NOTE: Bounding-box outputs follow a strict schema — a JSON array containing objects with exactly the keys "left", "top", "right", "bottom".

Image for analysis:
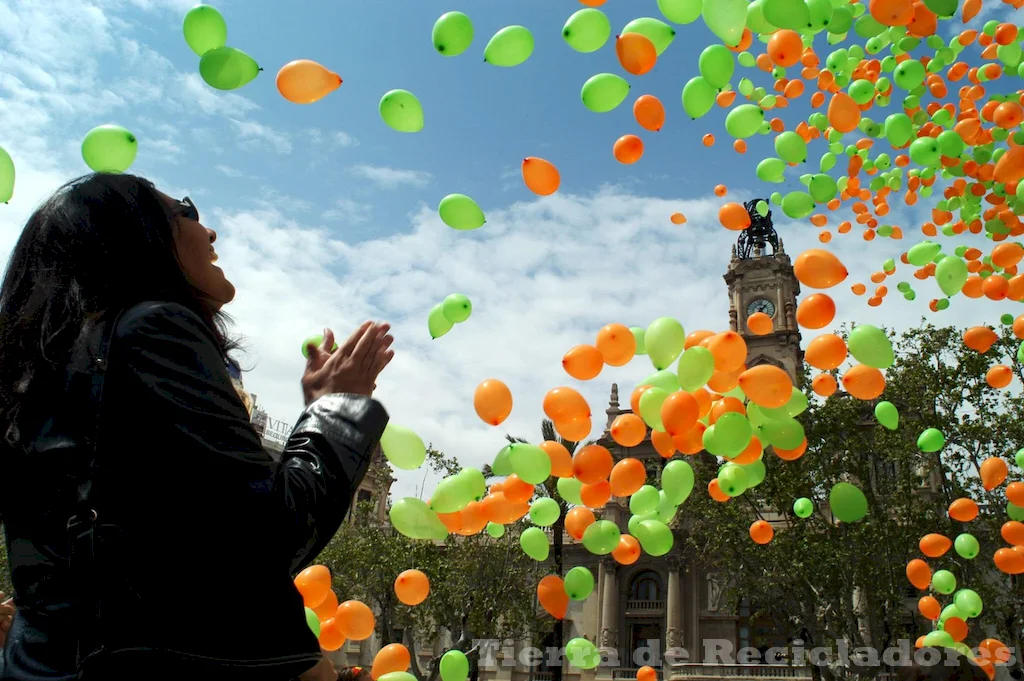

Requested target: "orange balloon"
[
  {"left": 729, "top": 436, "right": 763, "bottom": 465},
  {"left": 637, "top": 667, "right": 657, "bottom": 681},
  {"left": 538, "top": 575, "right": 569, "bottom": 619},
  {"left": 714, "top": 184, "right": 728, "bottom": 197},
  {"left": 522, "top": 157, "right": 561, "bottom": 196},
  {"left": 1014, "top": 315, "right": 1024, "bottom": 339},
  {"left": 708, "top": 478, "right": 730, "bottom": 502},
  {"left": 706, "top": 331, "right": 748, "bottom": 372},
  {"left": 503, "top": 474, "right": 536, "bottom": 503},
  {"left": 372, "top": 644, "right": 412, "bottom": 679},
  {"left": 796, "top": 294, "right": 837, "bottom": 329},
  {"left": 906, "top": 558, "right": 932, "bottom": 589},
  {"left": 719, "top": 202, "right": 752, "bottom": 231},
  {"left": 276, "top": 60, "right": 343, "bottom": 104},
  {"left": 616, "top": 33, "right": 657, "bottom": 75},
  {"left": 610, "top": 458, "right": 647, "bottom": 497},
  {"left": 481, "top": 492, "right": 516, "bottom": 524},
  {"left": 456, "top": 501, "right": 488, "bottom": 535},
  {"left": 709, "top": 397, "right": 745, "bottom": 424},
  {"left": 948, "top": 497, "right": 979, "bottom": 522},
  {"left": 670, "top": 212, "right": 687, "bottom": 224},
  {"left": 543, "top": 387, "right": 590, "bottom": 422},
  {"left": 685, "top": 330, "right": 715, "bottom": 349},
  {"left": 1002, "top": 520, "right": 1024, "bottom": 546},
  {"left": 295, "top": 565, "right": 332, "bottom": 608},
  {"left": 634, "top": 95, "right": 665, "bottom": 132},
  {"left": 943, "top": 616, "right": 968, "bottom": 643},
  {"left": 746, "top": 312, "right": 773, "bottom": 335},
  {"left": 474, "top": 379, "right": 513, "bottom": 426},
  {"left": 994, "top": 546, "right": 1024, "bottom": 574},
  {"left": 563, "top": 344, "right": 604, "bottom": 380},
  {"left": 572, "top": 444, "right": 613, "bottom": 484},
  {"left": 672, "top": 422, "right": 706, "bottom": 455},
  {"left": 690, "top": 388, "right": 712, "bottom": 418},
  {"left": 992, "top": 242, "right": 1024, "bottom": 268},
  {"left": 767, "top": 30, "right": 803, "bottom": 67},
  {"left": 335, "top": 600, "right": 375, "bottom": 641},
  {"left": 579, "top": 0, "right": 606, "bottom": 5},
  {"left": 773, "top": 438, "right": 807, "bottom": 461},
  {"left": 581, "top": 480, "right": 612, "bottom": 507},
  {"left": 750, "top": 519, "right": 774, "bottom": 544},
  {"left": 660, "top": 390, "right": 699, "bottom": 436},
  {"left": 313, "top": 589, "right": 340, "bottom": 622},
  {"left": 436, "top": 508, "right": 463, "bottom": 533},
  {"left": 870, "top": 0, "right": 914, "bottom": 25},
  {"left": 596, "top": 323, "right": 636, "bottom": 366},
  {"left": 806, "top": 334, "right": 848, "bottom": 370},
  {"left": 738, "top": 365, "right": 794, "bottom": 409},
  {"left": 651, "top": 429, "right": 676, "bottom": 458},
  {"left": 827, "top": 91, "right": 861, "bottom": 133},
  {"left": 794, "top": 249, "right": 849, "bottom": 289},
  {"left": 611, "top": 414, "right": 647, "bottom": 447},
  {"left": 540, "top": 441, "right": 574, "bottom": 478},
  {"left": 987, "top": 365, "right": 1013, "bottom": 388},
  {"left": 963, "top": 326, "right": 999, "bottom": 353},
  {"left": 980, "top": 456, "right": 1008, "bottom": 490},
  {"left": 918, "top": 596, "right": 940, "bottom": 620},
  {"left": 812, "top": 373, "right": 838, "bottom": 397},
  {"left": 318, "top": 617, "right": 347, "bottom": 651},
  {"left": 841, "top": 364, "right": 886, "bottom": 400},
  {"left": 555, "top": 416, "right": 592, "bottom": 442},
  {"left": 612, "top": 535, "right": 641, "bottom": 565},
  {"left": 565, "top": 506, "right": 595, "bottom": 540},
  {"left": 994, "top": 143, "right": 1024, "bottom": 184},
  {"left": 707, "top": 366, "right": 743, "bottom": 394},
  {"left": 978, "top": 639, "right": 1011, "bottom": 665},
  {"left": 919, "top": 533, "right": 952, "bottom": 558},
  {"left": 1007, "top": 482, "right": 1024, "bottom": 507},
  {"left": 614, "top": 135, "right": 644, "bottom": 164}
]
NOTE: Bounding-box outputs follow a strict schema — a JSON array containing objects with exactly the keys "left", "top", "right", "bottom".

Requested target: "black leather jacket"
[{"left": 0, "top": 302, "right": 388, "bottom": 680}]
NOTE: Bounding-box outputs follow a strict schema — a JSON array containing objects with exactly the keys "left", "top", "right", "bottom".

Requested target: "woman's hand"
[
  {"left": 299, "top": 654, "right": 338, "bottom": 681},
  {"left": 0, "top": 592, "right": 14, "bottom": 648},
  {"left": 301, "top": 322, "right": 394, "bottom": 406}
]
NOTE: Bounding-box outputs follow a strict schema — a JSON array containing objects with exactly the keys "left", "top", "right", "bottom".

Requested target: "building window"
[
  {"left": 630, "top": 570, "right": 662, "bottom": 601},
  {"left": 358, "top": 489, "right": 372, "bottom": 505}
]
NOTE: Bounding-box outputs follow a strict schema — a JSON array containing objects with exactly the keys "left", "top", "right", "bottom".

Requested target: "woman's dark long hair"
[{"left": 0, "top": 172, "right": 242, "bottom": 438}]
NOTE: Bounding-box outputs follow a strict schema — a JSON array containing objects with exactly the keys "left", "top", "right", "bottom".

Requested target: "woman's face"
[{"left": 160, "top": 193, "right": 235, "bottom": 309}]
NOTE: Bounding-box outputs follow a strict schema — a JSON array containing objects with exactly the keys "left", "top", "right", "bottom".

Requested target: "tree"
[
  {"left": 0, "top": 531, "right": 12, "bottom": 596},
  {"left": 317, "top": 447, "right": 544, "bottom": 681},
  {"left": 681, "top": 321, "right": 1024, "bottom": 680}
]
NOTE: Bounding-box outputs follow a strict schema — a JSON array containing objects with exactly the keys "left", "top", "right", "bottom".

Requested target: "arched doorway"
[{"left": 624, "top": 570, "right": 665, "bottom": 669}]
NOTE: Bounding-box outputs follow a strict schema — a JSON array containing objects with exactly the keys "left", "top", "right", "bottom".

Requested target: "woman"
[{"left": 0, "top": 173, "right": 394, "bottom": 680}]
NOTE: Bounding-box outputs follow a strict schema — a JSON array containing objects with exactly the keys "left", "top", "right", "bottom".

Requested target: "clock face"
[{"left": 747, "top": 298, "right": 776, "bottom": 318}]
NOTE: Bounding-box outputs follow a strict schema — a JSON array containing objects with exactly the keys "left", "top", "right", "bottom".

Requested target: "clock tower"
[{"left": 723, "top": 200, "right": 804, "bottom": 383}]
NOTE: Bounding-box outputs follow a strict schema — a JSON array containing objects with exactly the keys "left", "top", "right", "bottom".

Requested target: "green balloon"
[
  {"left": 935, "top": 255, "right": 968, "bottom": 296},
  {"left": 530, "top": 498, "right": 560, "bottom": 527},
  {"left": 641, "top": 369, "right": 681, "bottom": 394},
  {"left": 639, "top": 387, "right": 670, "bottom": 431},
  {"left": 658, "top": 0, "right": 703, "bottom": 24},
  {"left": 0, "top": 146, "right": 12, "bottom": 203},
  {"left": 849, "top": 79, "right": 875, "bottom": 105},
  {"left": 636, "top": 519, "right": 674, "bottom": 555},
  {"left": 939, "top": 604, "right": 965, "bottom": 623},
  {"left": 656, "top": 490, "right": 678, "bottom": 524},
  {"left": 557, "top": 477, "right": 583, "bottom": 505},
  {"left": 828, "top": 6, "right": 853, "bottom": 33},
  {"left": 433, "top": 12, "right": 474, "bottom": 56},
  {"left": 715, "top": 413, "right": 753, "bottom": 456},
  {"left": 492, "top": 445, "right": 513, "bottom": 477},
  {"left": 782, "top": 191, "right": 815, "bottom": 219},
  {"left": 1016, "top": 448, "right": 1024, "bottom": 469},
  {"left": 484, "top": 26, "right": 533, "bottom": 67},
  {"left": 829, "top": 482, "right": 868, "bottom": 522},
  {"left": 725, "top": 104, "right": 765, "bottom": 139},
  {"left": 380, "top": 423, "right": 427, "bottom": 471},
  {"left": 747, "top": 0, "right": 779, "bottom": 33},
  {"left": 923, "top": 630, "right": 955, "bottom": 649},
  {"left": 794, "top": 497, "right": 814, "bottom": 518},
  {"left": 808, "top": 174, "right": 838, "bottom": 202},
  {"left": 460, "top": 468, "right": 486, "bottom": 502},
  {"left": 874, "top": 401, "right": 899, "bottom": 430},
  {"left": 677, "top": 346, "right": 714, "bottom": 391},
  {"left": 631, "top": 327, "right": 647, "bottom": 355},
  {"left": 390, "top": 498, "right": 449, "bottom": 540},
  {"left": 440, "top": 650, "right": 470, "bottom": 681},
  {"left": 183, "top": 4, "right": 228, "bottom": 57},
  {"left": 757, "top": 157, "right": 787, "bottom": 183},
  {"left": 937, "top": 130, "right": 964, "bottom": 158},
  {"left": 439, "top": 194, "right": 485, "bottom": 230},
  {"left": 907, "top": 241, "right": 941, "bottom": 266},
  {"left": 700, "top": 45, "right": 735, "bottom": 89},
  {"left": 520, "top": 527, "right": 549, "bottom": 561},
  {"left": 702, "top": 0, "right": 748, "bottom": 47},
  {"left": 565, "top": 638, "right": 601, "bottom": 670},
  {"left": 429, "top": 303, "right": 455, "bottom": 339},
  {"left": 622, "top": 18, "right": 676, "bottom": 56},
  {"left": 806, "top": 0, "right": 834, "bottom": 29},
  {"left": 581, "top": 73, "right": 630, "bottom": 113},
  {"left": 763, "top": 0, "right": 811, "bottom": 29},
  {"left": 564, "top": 566, "right": 595, "bottom": 600},
  {"left": 1009, "top": 502, "right": 1024, "bottom": 521},
  {"left": 848, "top": 324, "right": 894, "bottom": 369},
  {"left": 682, "top": 76, "right": 717, "bottom": 119},
  {"left": 662, "top": 460, "right": 694, "bottom": 505},
  {"left": 775, "top": 131, "right": 807, "bottom": 163},
  {"left": 508, "top": 443, "right": 551, "bottom": 485},
  {"left": 301, "top": 334, "right": 338, "bottom": 359},
  {"left": 953, "top": 589, "right": 982, "bottom": 618},
  {"left": 81, "top": 125, "right": 138, "bottom": 173},
  {"left": 379, "top": 90, "right": 424, "bottom": 133},
  {"left": 923, "top": 0, "right": 957, "bottom": 17},
  {"left": 431, "top": 474, "right": 474, "bottom": 514},
  {"left": 761, "top": 388, "right": 808, "bottom": 420},
  {"left": 932, "top": 569, "right": 956, "bottom": 595},
  {"left": 909, "top": 138, "right": 941, "bottom": 168},
  {"left": 486, "top": 521, "right": 505, "bottom": 538},
  {"left": 199, "top": 46, "right": 260, "bottom": 91},
  {"left": 646, "top": 317, "right": 686, "bottom": 369},
  {"left": 954, "top": 533, "right": 979, "bottom": 560},
  {"left": 894, "top": 59, "right": 926, "bottom": 90},
  {"left": 563, "top": 9, "right": 611, "bottom": 53},
  {"left": 742, "top": 459, "right": 767, "bottom": 488},
  {"left": 442, "top": 293, "right": 472, "bottom": 323},
  {"left": 759, "top": 418, "right": 804, "bottom": 450},
  {"left": 305, "top": 607, "right": 321, "bottom": 637},
  {"left": 631, "top": 485, "right": 661, "bottom": 515},
  {"left": 582, "top": 519, "right": 621, "bottom": 555},
  {"left": 717, "top": 463, "right": 749, "bottom": 496},
  {"left": 917, "top": 428, "right": 945, "bottom": 453},
  {"left": 854, "top": 14, "right": 886, "bottom": 38}
]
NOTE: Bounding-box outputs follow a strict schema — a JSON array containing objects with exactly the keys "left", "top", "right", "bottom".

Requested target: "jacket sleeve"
[{"left": 113, "top": 302, "right": 389, "bottom": 575}]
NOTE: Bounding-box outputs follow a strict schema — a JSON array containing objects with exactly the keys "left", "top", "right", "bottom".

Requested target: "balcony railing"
[
  {"left": 669, "top": 664, "right": 813, "bottom": 680},
  {"left": 625, "top": 599, "right": 666, "bottom": 615}
]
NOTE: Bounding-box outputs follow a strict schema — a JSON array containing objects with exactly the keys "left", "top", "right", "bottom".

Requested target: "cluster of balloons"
[
  {"left": 429, "top": 294, "right": 473, "bottom": 339},
  {"left": 294, "top": 564, "right": 375, "bottom": 652},
  {"left": 183, "top": 5, "right": 260, "bottom": 92}
]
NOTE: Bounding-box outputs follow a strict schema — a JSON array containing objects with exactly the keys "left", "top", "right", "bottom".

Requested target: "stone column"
[
  {"left": 686, "top": 560, "right": 700, "bottom": 662},
  {"left": 665, "top": 554, "right": 683, "bottom": 650},
  {"left": 598, "top": 557, "right": 619, "bottom": 653}
]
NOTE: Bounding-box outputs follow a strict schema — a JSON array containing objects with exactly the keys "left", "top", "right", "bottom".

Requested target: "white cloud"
[
  {"left": 349, "top": 165, "right": 432, "bottom": 189},
  {"left": 178, "top": 73, "right": 260, "bottom": 119},
  {"left": 333, "top": 131, "right": 360, "bottom": 148},
  {"left": 230, "top": 119, "right": 293, "bottom": 154},
  {"left": 322, "top": 198, "right": 373, "bottom": 224},
  {"left": 216, "top": 165, "right": 245, "bottom": 178}
]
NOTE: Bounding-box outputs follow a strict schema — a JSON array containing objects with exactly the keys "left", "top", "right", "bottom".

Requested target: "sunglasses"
[{"left": 169, "top": 196, "right": 200, "bottom": 222}]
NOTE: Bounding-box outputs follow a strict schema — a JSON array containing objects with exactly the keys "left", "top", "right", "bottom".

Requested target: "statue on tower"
[{"left": 736, "top": 199, "right": 780, "bottom": 260}]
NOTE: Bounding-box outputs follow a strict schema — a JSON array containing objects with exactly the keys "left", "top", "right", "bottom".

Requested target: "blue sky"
[{"left": 0, "top": 0, "right": 1020, "bottom": 499}]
